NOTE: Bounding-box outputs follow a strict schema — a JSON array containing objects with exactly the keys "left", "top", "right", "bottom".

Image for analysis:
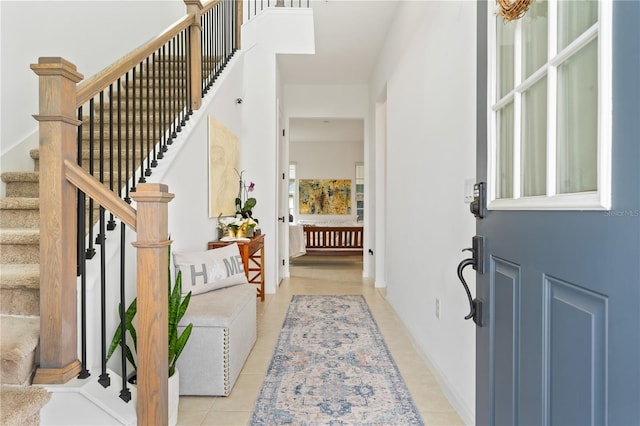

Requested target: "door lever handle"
[
  {"left": 278, "top": 216, "right": 285, "bottom": 222},
  {"left": 457, "top": 256, "right": 477, "bottom": 321},
  {"left": 456, "top": 237, "right": 485, "bottom": 326}
]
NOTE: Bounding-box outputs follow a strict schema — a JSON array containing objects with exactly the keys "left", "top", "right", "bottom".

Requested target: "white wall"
[
  {"left": 370, "top": 1, "right": 477, "bottom": 423},
  {"left": 240, "top": 9, "right": 315, "bottom": 293},
  {"left": 290, "top": 139, "right": 363, "bottom": 223},
  {"left": 0, "top": 0, "right": 184, "bottom": 172}
]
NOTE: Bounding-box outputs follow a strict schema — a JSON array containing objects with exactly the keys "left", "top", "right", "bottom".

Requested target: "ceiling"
[
  {"left": 278, "top": 0, "right": 400, "bottom": 85},
  {"left": 280, "top": 0, "right": 400, "bottom": 143},
  {"left": 289, "top": 117, "right": 364, "bottom": 143}
]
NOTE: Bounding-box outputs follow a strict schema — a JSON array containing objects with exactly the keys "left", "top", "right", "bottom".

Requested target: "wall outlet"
[{"left": 435, "top": 298, "right": 440, "bottom": 319}]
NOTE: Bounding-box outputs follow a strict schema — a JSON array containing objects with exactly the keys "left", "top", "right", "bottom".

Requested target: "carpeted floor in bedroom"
[{"left": 176, "top": 255, "right": 465, "bottom": 425}]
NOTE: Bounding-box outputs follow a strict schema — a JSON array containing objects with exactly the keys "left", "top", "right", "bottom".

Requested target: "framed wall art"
[
  {"left": 208, "top": 116, "right": 239, "bottom": 217},
  {"left": 299, "top": 179, "right": 351, "bottom": 214}
]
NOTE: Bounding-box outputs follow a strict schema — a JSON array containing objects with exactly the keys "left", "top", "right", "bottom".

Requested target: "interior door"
[{"left": 474, "top": 1, "right": 640, "bottom": 425}]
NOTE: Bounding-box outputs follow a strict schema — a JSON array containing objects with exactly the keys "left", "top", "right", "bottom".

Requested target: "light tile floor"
[{"left": 177, "top": 256, "right": 465, "bottom": 425}]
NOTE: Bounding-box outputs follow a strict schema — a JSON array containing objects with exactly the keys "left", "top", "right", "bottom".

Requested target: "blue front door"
[{"left": 474, "top": 1, "right": 640, "bottom": 424}]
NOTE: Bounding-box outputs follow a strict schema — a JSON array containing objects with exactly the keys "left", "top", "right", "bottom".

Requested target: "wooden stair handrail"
[
  {"left": 64, "top": 160, "right": 136, "bottom": 230},
  {"left": 76, "top": 0, "right": 226, "bottom": 107},
  {"left": 76, "top": 15, "right": 194, "bottom": 107}
]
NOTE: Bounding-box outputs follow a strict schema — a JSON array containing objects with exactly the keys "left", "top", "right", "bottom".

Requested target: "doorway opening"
[{"left": 286, "top": 117, "right": 365, "bottom": 274}]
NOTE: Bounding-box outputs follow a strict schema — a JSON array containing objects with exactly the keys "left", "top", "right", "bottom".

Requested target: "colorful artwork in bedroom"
[{"left": 299, "top": 179, "right": 351, "bottom": 215}]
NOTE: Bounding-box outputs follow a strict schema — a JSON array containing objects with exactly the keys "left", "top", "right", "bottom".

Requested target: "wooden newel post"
[
  {"left": 130, "top": 183, "right": 174, "bottom": 426},
  {"left": 185, "top": 0, "right": 203, "bottom": 111},
  {"left": 31, "top": 57, "right": 84, "bottom": 384}
]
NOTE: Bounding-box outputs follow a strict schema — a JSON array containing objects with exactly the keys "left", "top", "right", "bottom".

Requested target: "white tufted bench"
[{"left": 176, "top": 283, "right": 256, "bottom": 396}]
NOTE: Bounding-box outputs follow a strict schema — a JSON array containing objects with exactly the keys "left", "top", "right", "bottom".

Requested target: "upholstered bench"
[{"left": 176, "top": 282, "right": 256, "bottom": 396}]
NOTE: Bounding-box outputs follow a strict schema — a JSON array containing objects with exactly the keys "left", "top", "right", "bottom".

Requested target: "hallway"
[{"left": 177, "top": 256, "right": 464, "bottom": 425}]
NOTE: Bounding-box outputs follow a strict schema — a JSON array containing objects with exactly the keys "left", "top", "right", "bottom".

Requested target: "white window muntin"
[{"left": 487, "top": 0, "right": 612, "bottom": 210}]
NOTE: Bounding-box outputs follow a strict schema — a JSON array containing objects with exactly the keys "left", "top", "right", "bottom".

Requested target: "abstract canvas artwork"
[
  {"left": 208, "top": 116, "right": 239, "bottom": 217},
  {"left": 299, "top": 179, "right": 351, "bottom": 214}
]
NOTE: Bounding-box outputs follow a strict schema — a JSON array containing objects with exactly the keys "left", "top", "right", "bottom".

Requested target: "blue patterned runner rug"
[{"left": 250, "top": 295, "right": 424, "bottom": 425}]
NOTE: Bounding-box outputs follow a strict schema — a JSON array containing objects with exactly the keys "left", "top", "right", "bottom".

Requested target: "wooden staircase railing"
[
  {"left": 29, "top": 0, "right": 312, "bottom": 422},
  {"left": 29, "top": 0, "right": 242, "bottom": 423},
  {"left": 31, "top": 54, "right": 176, "bottom": 426}
]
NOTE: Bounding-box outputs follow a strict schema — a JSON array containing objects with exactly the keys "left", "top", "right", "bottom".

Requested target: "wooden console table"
[{"left": 208, "top": 234, "right": 265, "bottom": 301}]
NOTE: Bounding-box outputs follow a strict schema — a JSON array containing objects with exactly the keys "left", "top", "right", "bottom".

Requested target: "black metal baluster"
[
  {"left": 211, "top": 4, "right": 221, "bottom": 84},
  {"left": 216, "top": 3, "right": 221, "bottom": 79},
  {"left": 131, "top": 67, "right": 137, "bottom": 193},
  {"left": 97, "top": 200, "right": 109, "bottom": 388},
  {"left": 210, "top": 6, "right": 216, "bottom": 83},
  {"left": 222, "top": 0, "right": 226, "bottom": 70},
  {"left": 168, "top": 39, "right": 175, "bottom": 145},
  {"left": 176, "top": 33, "right": 184, "bottom": 132},
  {"left": 172, "top": 36, "right": 179, "bottom": 137},
  {"left": 118, "top": 222, "right": 131, "bottom": 402},
  {"left": 176, "top": 33, "right": 183, "bottom": 129},
  {"left": 145, "top": 57, "right": 152, "bottom": 177},
  {"left": 208, "top": 8, "right": 214, "bottom": 88},
  {"left": 139, "top": 62, "right": 146, "bottom": 183},
  {"left": 76, "top": 106, "right": 84, "bottom": 277},
  {"left": 78, "top": 190, "right": 90, "bottom": 380},
  {"left": 225, "top": 0, "right": 229, "bottom": 64},
  {"left": 117, "top": 77, "right": 123, "bottom": 200},
  {"left": 201, "top": 12, "right": 207, "bottom": 95},
  {"left": 86, "top": 99, "right": 96, "bottom": 259},
  {"left": 108, "top": 86, "right": 116, "bottom": 230},
  {"left": 124, "top": 72, "right": 132, "bottom": 203},
  {"left": 224, "top": 0, "right": 229, "bottom": 68},
  {"left": 182, "top": 29, "right": 188, "bottom": 122},
  {"left": 214, "top": 6, "right": 217, "bottom": 76},
  {"left": 157, "top": 49, "right": 165, "bottom": 161},
  {"left": 151, "top": 51, "right": 159, "bottom": 167},
  {"left": 77, "top": 106, "right": 90, "bottom": 380},
  {"left": 95, "top": 92, "right": 105, "bottom": 245},
  {"left": 161, "top": 45, "right": 168, "bottom": 155},
  {"left": 99, "top": 92, "right": 105, "bottom": 188}
]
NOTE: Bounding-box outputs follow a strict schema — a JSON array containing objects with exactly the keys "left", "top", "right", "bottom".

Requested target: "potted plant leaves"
[{"left": 107, "top": 244, "right": 192, "bottom": 424}]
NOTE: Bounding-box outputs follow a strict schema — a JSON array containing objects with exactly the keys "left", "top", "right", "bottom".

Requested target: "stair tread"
[
  {"left": 0, "top": 315, "right": 39, "bottom": 362},
  {"left": 1, "top": 172, "right": 39, "bottom": 183},
  {"left": 0, "top": 384, "right": 50, "bottom": 426},
  {"left": 0, "top": 198, "right": 39, "bottom": 210},
  {"left": 0, "top": 264, "right": 39, "bottom": 289},
  {"left": 0, "top": 228, "right": 40, "bottom": 244}
]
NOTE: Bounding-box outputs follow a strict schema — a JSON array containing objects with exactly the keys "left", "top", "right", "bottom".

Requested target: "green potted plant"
[{"left": 107, "top": 244, "right": 192, "bottom": 424}]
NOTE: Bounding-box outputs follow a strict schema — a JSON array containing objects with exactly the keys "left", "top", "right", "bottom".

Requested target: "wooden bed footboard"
[{"left": 303, "top": 226, "right": 363, "bottom": 255}]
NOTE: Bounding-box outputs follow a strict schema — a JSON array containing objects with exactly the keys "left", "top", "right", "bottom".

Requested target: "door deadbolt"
[{"left": 470, "top": 182, "right": 486, "bottom": 219}]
